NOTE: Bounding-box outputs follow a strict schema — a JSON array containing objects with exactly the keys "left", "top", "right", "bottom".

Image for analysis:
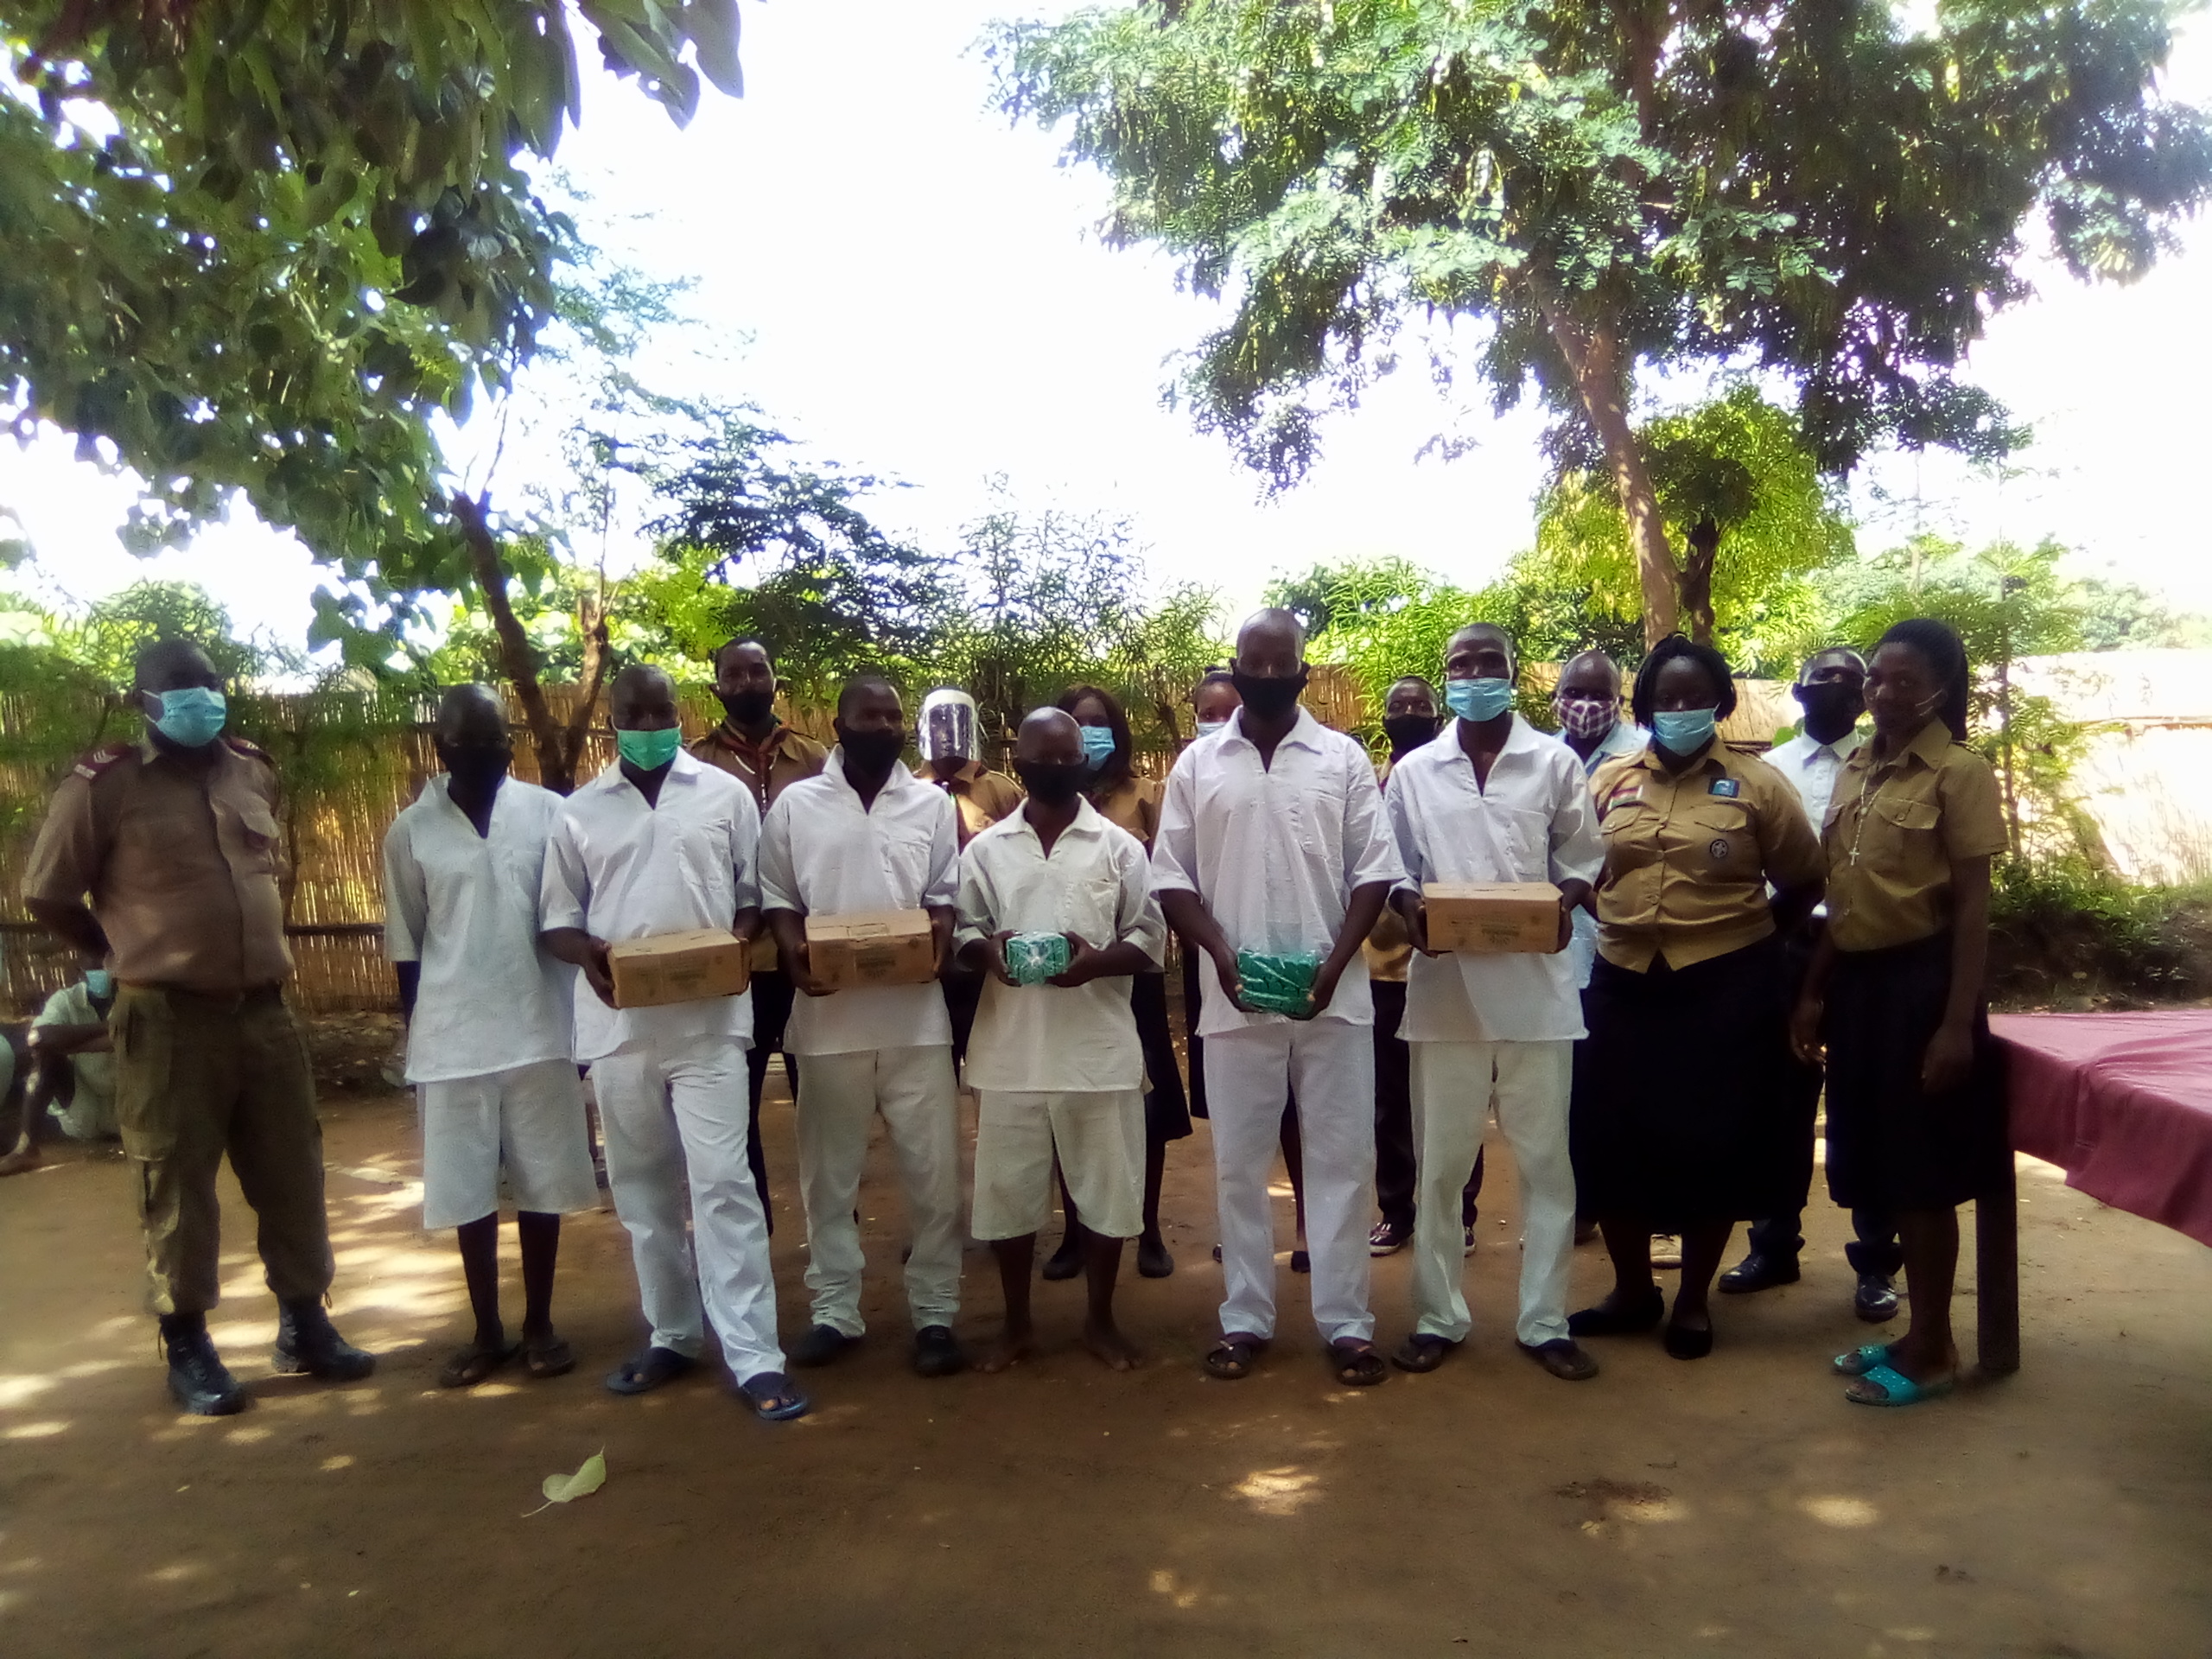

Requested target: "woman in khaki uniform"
[
  {"left": 1793, "top": 619, "right": 2009, "bottom": 1408},
  {"left": 1045, "top": 684, "right": 1191, "bottom": 1280},
  {"left": 1568, "top": 636, "right": 1826, "bottom": 1359}
]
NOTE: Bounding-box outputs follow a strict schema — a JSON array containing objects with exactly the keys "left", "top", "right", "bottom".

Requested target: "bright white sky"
[{"left": 3, "top": 0, "right": 2209, "bottom": 658}]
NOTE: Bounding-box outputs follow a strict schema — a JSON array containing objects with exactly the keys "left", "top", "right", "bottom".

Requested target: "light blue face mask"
[
  {"left": 149, "top": 685, "right": 226, "bottom": 747},
  {"left": 84, "top": 969, "right": 114, "bottom": 998},
  {"left": 1079, "top": 725, "right": 1118, "bottom": 770},
  {"left": 1653, "top": 708, "right": 1719, "bottom": 753},
  {"left": 1444, "top": 677, "right": 1516, "bottom": 722},
  {"left": 1195, "top": 719, "right": 1228, "bottom": 739}
]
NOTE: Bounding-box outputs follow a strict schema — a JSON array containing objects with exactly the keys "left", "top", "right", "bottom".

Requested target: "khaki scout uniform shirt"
[
  {"left": 1590, "top": 741, "right": 1822, "bottom": 973},
  {"left": 1363, "top": 758, "right": 1413, "bottom": 984},
  {"left": 1822, "top": 720, "right": 2009, "bottom": 954},
  {"left": 1089, "top": 771, "right": 1163, "bottom": 850},
  {"left": 928, "top": 759, "right": 1025, "bottom": 848},
  {"left": 23, "top": 735, "right": 292, "bottom": 995},
  {"left": 691, "top": 721, "right": 831, "bottom": 971}
]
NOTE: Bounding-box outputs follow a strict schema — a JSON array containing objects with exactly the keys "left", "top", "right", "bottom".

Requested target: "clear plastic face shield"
[{"left": 918, "top": 689, "right": 979, "bottom": 764}]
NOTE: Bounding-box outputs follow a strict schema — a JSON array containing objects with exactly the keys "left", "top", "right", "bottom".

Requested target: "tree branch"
[{"left": 452, "top": 492, "right": 571, "bottom": 792}]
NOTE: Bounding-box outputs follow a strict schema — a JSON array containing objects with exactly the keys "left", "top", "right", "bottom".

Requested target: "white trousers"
[
  {"left": 590, "top": 1034, "right": 785, "bottom": 1382},
  {"left": 1203, "top": 1020, "right": 1375, "bottom": 1344},
  {"left": 1410, "top": 1039, "right": 1576, "bottom": 1347},
  {"left": 794, "top": 1046, "right": 962, "bottom": 1337}
]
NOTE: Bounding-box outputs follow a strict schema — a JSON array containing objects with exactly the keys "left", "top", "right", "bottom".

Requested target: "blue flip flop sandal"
[
  {"left": 1832, "top": 1343, "right": 1894, "bottom": 1377},
  {"left": 738, "top": 1370, "right": 811, "bottom": 1421},
  {"left": 1847, "top": 1363, "right": 1955, "bottom": 1407}
]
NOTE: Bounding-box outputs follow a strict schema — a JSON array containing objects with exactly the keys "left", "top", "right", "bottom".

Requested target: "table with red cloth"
[{"left": 1970, "top": 1009, "right": 2212, "bottom": 1374}]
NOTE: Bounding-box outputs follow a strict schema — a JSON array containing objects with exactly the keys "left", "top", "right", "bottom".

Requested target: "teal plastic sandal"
[
  {"left": 1847, "top": 1363, "right": 1955, "bottom": 1407},
  {"left": 1832, "top": 1343, "right": 1894, "bottom": 1377}
]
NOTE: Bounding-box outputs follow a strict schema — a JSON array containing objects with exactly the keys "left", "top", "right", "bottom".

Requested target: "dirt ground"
[{"left": 3, "top": 1066, "right": 2209, "bottom": 1659}]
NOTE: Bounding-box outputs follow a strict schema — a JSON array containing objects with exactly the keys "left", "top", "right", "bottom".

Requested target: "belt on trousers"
[{"left": 116, "top": 982, "right": 288, "bottom": 1013}]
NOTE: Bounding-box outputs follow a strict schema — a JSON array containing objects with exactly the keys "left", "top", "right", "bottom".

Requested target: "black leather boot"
[
  {"left": 272, "top": 1301, "right": 377, "bottom": 1381},
  {"left": 161, "top": 1314, "right": 248, "bottom": 1416}
]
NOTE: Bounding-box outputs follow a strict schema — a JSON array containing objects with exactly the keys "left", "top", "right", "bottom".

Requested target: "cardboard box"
[
  {"left": 607, "top": 929, "right": 751, "bottom": 1008},
  {"left": 806, "top": 910, "right": 938, "bottom": 991},
  {"left": 1423, "top": 882, "right": 1565, "bottom": 954}
]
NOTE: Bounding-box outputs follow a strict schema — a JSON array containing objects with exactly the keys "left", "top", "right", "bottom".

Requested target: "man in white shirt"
[
  {"left": 759, "top": 674, "right": 968, "bottom": 1379},
  {"left": 1385, "top": 624, "right": 1605, "bottom": 1381},
  {"left": 384, "top": 686, "right": 596, "bottom": 1388},
  {"left": 1718, "top": 647, "right": 1904, "bottom": 1320},
  {"left": 1153, "top": 609, "right": 1405, "bottom": 1388},
  {"left": 957, "top": 708, "right": 1167, "bottom": 1373},
  {"left": 541, "top": 666, "right": 805, "bottom": 1420},
  {"left": 0, "top": 968, "right": 120, "bottom": 1174}
]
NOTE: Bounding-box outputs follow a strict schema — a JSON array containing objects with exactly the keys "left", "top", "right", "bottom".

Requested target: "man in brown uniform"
[
  {"left": 689, "top": 635, "right": 830, "bottom": 1228},
  {"left": 23, "top": 639, "right": 374, "bottom": 1416}
]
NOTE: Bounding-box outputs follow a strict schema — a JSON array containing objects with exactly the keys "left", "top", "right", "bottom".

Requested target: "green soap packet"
[
  {"left": 1236, "top": 950, "right": 1319, "bottom": 1014},
  {"left": 1006, "top": 931, "right": 1071, "bottom": 986}
]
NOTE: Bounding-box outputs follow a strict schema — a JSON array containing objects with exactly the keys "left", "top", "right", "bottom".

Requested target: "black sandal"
[
  {"left": 737, "top": 1370, "right": 810, "bottom": 1421},
  {"left": 1204, "top": 1333, "right": 1266, "bottom": 1380},
  {"left": 437, "top": 1338, "right": 519, "bottom": 1389},
  {"left": 1391, "top": 1333, "right": 1458, "bottom": 1374},
  {"left": 603, "top": 1345, "right": 696, "bottom": 1395},
  {"left": 1330, "top": 1338, "right": 1389, "bottom": 1388}
]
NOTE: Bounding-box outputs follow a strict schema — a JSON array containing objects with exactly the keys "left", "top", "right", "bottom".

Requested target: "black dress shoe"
[
  {"left": 164, "top": 1324, "right": 249, "bottom": 1416},
  {"left": 272, "top": 1302, "right": 376, "bottom": 1380},
  {"left": 1854, "top": 1272, "right": 1901, "bottom": 1323},
  {"left": 1662, "top": 1320, "right": 1714, "bottom": 1361},
  {"left": 912, "top": 1325, "right": 966, "bottom": 1378},
  {"left": 1567, "top": 1287, "right": 1666, "bottom": 1338},
  {"left": 1040, "top": 1235, "right": 1083, "bottom": 1281},
  {"left": 1717, "top": 1251, "right": 1802, "bottom": 1294},
  {"left": 790, "top": 1324, "right": 860, "bottom": 1368},
  {"left": 1135, "top": 1236, "right": 1175, "bottom": 1279}
]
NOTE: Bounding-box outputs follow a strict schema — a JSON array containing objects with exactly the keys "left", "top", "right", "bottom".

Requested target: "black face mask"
[
  {"left": 717, "top": 688, "right": 776, "bottom": 728},
  {"left": 1014, "top": 760, "right": 1087, "bottom": 805},
  {"left": 1382, "top": 714, "right": 1441, "bottom": 755},
  {"left": 836, "top": 724, "right": 906, "bottom": 778},
  {"left": 1796, "top": 683, "right": 1866, "bottom": 743},
  {"left": 1230, "top": 668, "right": 1306, "bottom": 721},
  {"left": 438, "top": 744, "right": 511, "bottom": 794}
]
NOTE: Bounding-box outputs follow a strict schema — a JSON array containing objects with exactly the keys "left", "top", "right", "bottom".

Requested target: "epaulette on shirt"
[
  {"left": 73, "top": 745, "right": 132, "bottom": 781},
  {"left": 222, "top": 734, "right": 276, "bottom": 766}
]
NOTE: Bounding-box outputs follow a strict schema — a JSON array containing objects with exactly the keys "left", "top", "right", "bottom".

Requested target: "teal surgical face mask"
[
  {"left": 1196, "top": 719, "right": 1228, "bottom": 740},
  {"left": 615, "top": 726, "right": 682, "bottom": 771},
  {"left": 1444, "top": 677, "right": 1515, "bottom": 722},
  {"left": 149, "top": 686, "right": 226, "bottom": 747},
  {"left": 85, "top": 969, "right": 114, "bottom": 998},
  {"left": 1652, "top": 708, "right": 1718, "bottom": 753},
  {"left": 1079, "top": 725, "right": 1118, "bottom": 770}
]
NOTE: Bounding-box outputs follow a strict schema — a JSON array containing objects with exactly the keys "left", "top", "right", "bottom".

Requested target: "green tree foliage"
[
  {"left": 0, "top": 2, "right": 742, "bottom": 605},
  {"left": 1531, "top": 387, "right": 1852, "bottom": 670},
  {"left": 994, "top": 0, "right": 2212, "bottom": 643},
  {"left": 2070, "top": 575, "right": 2212, "bottom": 651}
]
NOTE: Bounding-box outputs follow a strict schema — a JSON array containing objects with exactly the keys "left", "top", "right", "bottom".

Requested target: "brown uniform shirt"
[
  {"left": 929, "top": 759, "right": 1025, "bottom": 848},
  {"left": 1823, "top": 720, "right": 2008, "bottom": 954},
  {"left": 1363, "top": 758, "right": 1412, "bottom": 983},
  {"left": 1591, "top": 742, "right": 1823, "bottom": 973},
  {"left": 690, "top": 721, "right": 831, "bottom": 970},
  {"left": 23, "top": 735, "right": 292, "bottom": 994},
  {"left": 1089, "top": 772, "right": 1163, "bottom": 850}
]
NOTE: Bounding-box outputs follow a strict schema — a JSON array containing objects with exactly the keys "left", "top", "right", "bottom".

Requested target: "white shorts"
[
  {"left": 971, "top": 1089, "right": 1144, "bottom": 1242},
  {"left": 419, "top": 1059, "right": 599, "bottom": 1230}
]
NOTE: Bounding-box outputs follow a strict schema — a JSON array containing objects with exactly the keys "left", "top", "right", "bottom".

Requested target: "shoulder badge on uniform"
[
  {"left": 1707, "top": 777, "right": 1741, "bottom": 798},
  {"left": 223, "top": 734, "right": 275, "bottom": 766},
  {"left": 73, "top": 745, "right": 131, "bottom": 781},
  {"left": 1603, "top": 781, "right": 1644, "bottom": 812}
]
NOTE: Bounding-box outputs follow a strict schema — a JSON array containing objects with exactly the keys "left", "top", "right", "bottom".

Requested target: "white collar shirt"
[
  {"left": 1385, "top": 716, "right": 1605, "bottom": 1044},
  {"left": 538, "top": 749, "right": 759, "bottom": 1062},
  {"left": 1151, "top": 706, "right": 1405, "bottom": 1036},
  {"left": 757, "top": 753, "right": 961, "bottom": 1057},
  {"left": 955, "top": 800, "right": 1167, "bottom": 1093},
  {"left": 384, "top": 776, "right": 575, "bottom": 1081},
  {"left": 1766, "top": 727, "right": 1868, "bottom": 834}
]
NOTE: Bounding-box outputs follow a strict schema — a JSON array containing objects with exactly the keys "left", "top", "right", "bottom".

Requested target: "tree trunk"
[
  {"left": 559, "top": 588, "right": 613, "bottom": 789},
  {"left": 452, "top": 493, "right": 574, "bottom": 794},
  {"left": 1530, "top": 292, "right": 1679, "bottom": 644},
  {"left": 1680, "top": 516, "right": 1720, "bottom": 645}
]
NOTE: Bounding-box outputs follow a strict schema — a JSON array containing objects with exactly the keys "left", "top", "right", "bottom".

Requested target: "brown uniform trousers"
[{"left": 111, "top": 985, "right": 334, "bottom": 1315}]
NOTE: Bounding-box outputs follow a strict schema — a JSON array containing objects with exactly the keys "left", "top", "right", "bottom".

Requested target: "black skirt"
[
  {"left": 1133, "top": 969, "right": 1192, "bottom": 1142},
  {"left": 1570, "top": 936, "right": 1798, "bottom": 1228},
  {"left": 1822, "top": 932, "right": 2008, "bottom": 1212}
]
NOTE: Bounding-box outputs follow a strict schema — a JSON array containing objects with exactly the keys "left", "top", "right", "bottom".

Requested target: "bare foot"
[
  {"left": 0, "top": 1145, "right": 41, "bottom": 1178},
  {"left": 977, "top": 1330, "right": 1037, "bottom": 1374},
  {"left": 1082, "top": 1319, "right": 1141, "bottom": 1372}
]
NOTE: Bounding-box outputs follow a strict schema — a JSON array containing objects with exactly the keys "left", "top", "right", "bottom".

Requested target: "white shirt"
[
  {"left": 384, "top": 777, "right": 575, "bottom": 1082},
  {"left": 539, "top": 749, "right": 759, "bottom": 1063},
  {"left": 757, "top": 752, "right": 961, "bottom": 1058},
  {"left": 1558, "top": 719, "right": 1649, "bottom": 987},
  {"left": 1765, "top": 727, "right": 1867, "bottom": 834},
  {"left": 1386, "top": 716, "right": 1605, "bottom": 1044},
  {"left": 1151, "top": 707, "right": 1405, "bottom": 1036},
  {"left": 955, "top": 800, "right": 1167, "bottom": 1093}
]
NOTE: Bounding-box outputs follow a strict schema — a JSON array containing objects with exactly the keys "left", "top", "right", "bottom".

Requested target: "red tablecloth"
[{"left": 1992, "top": 1009, "right": 2212, "bottom": 1247}]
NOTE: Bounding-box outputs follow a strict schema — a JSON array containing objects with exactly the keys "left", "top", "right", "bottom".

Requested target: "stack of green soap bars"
[
  {"left": 1236, "top": 950, "right": 1320, "bottom": 1014},
  {"left": 1006, "top": 932, "right": 1072, "bottom": 986}
]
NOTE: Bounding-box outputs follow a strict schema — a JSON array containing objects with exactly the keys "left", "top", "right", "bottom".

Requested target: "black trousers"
[
  {"left": 1745, "top": 930, "right": 1902, "bottom": 1275},
  {"left": 943, "top": 968, "right": 984, "bottom": 1074},
  {"left": 745, "top": 969, "right": 799, "bottom": 1234},
  {"left": 1371, "top": 979, "right": 1483, "bottom": 1236}
]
